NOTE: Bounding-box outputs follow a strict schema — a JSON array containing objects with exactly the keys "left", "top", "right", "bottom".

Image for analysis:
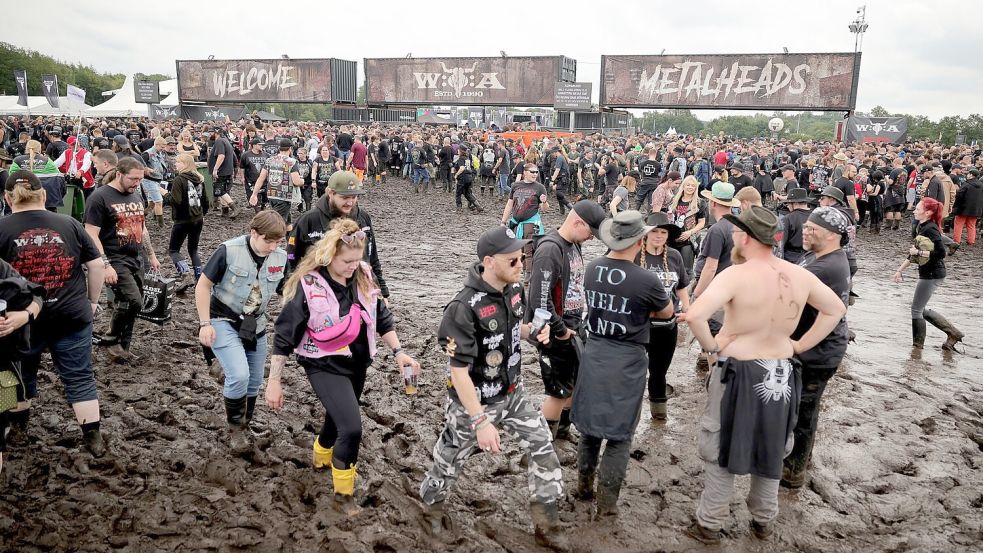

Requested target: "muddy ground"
[{"left": 1, "top": 176, "right": 981, "bottom": 553}]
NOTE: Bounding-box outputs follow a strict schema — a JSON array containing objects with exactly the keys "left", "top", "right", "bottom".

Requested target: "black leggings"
[
  {"left": 307, "top": 368, "right": 366, "bottom": 469},
  {"left": 168, "top": 220, "right": 203, "bottom": 274},
  {"left": 646, "top": 323, "right": 678, "bottom": 402}
]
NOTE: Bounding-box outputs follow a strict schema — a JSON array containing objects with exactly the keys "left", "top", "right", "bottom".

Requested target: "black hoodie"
[
  {"left": 286, "top": 194, "right": 389, "bottom": 297},
  {"left": 438, "top": 262, "right": 527, "bottom": 405},
  {"left": 954, "top": 178, "right": 983, "bottom": 218}
]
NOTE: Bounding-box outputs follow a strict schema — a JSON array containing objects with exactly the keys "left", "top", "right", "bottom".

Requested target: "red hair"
[{"left": 918, "top": 197, "right": 944, "bottom": 228}]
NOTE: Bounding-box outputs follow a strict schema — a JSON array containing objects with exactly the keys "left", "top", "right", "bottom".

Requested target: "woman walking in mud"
[
  {"left": 893, "top": 197, "right": 964, "bottom": 353},
  {"left": 268, "top": 218, "right": 419, "bottom": 514}
]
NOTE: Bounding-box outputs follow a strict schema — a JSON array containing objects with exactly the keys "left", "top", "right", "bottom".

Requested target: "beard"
[
  {"left": 329, "top": 200, "right": 354, "bottom": 219},
  {"left": 730, "top": 243, "right": 746, "bottom": 265}
]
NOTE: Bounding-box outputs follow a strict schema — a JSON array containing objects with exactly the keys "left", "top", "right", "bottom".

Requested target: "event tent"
[
  {"left": 83, "top": 75, "right": 152, "bottom": 117},
  {"left": 0, "top": 95, "right": 85, "bottom": 116}
]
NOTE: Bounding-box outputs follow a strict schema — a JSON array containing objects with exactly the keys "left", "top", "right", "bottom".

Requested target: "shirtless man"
[{"left": 683, "top": 205, "right": 846, "bottom": 545}]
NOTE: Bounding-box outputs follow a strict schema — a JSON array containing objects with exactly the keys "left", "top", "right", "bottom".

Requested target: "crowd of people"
[{"left": 0, "top": 112, "right": 979, "bottom": 549}]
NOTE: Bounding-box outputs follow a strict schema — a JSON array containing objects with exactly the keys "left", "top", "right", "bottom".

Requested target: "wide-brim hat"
[
  {"left": 833, "top": 152, "right": 849, "bottom": 161},
  {"left": 783, "top": 187, "right": 810, "bottom": 204},
  {"left": 644, "top": 212, "right": 683, "bottom": 243},
  {"left": 723, "top": 205, "right": 782, "bottom": 247},
  {"left": 820, "top": 185, "right": 846, "bottom": 206},
  {"left": 700, "top": 181, "right": 741, "bottom": 207},
  {"left": 599, "top": 210, "right": 655, "bottom": 251}
]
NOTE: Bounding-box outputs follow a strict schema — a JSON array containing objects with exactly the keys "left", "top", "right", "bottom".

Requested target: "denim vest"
[
  {"left": 212, "top": 235, "right": 287, "bottom": 331},
  {"left": 295, "top": 262, "right": 379, "bottom": 359}
]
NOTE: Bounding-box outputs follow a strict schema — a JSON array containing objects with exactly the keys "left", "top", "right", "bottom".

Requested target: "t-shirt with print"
[
  {"left": 509, "top": 180, "right": 548, "bottom": 221},
  {"left": 314, "top": 155, "right": 338, "bottom": 186},
  {"left": 0, "top": 210, "right": 100, "bottom": 331},
  {"left": 239, "top": 150, "right": 268, "bottom": 184},
  {"left": 693, "top": 218, "right": 734, "bottom": 278},
  {"left": 263, "top": 153, "right": 300, "bottom": 203},
  {"left": 670, "top": 198, "right": 708, "bottom": 236},
  {"left": 583, "top": 258, "right": 670, "bottom": 345},
  {"left": 637, "top": 158, "right": 661, "bottom": 188},
  {"left": 83, "top": 184, "right": 145, "bottom": 269},
  {"left": 636, "top": 247, "right": 689, "bottom": 311}
]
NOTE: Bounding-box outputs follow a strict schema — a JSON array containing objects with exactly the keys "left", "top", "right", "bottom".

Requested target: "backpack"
[{"left": 482, "top": 148, "right": 496, "bottom": 167}]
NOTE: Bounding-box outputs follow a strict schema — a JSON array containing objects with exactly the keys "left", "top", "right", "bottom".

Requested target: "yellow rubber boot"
[
  {"left": 313, "top": 437, "right": 333, "bottom": 470},
  {"left": 332, "top": 464, "right": 361, "bottom": 515}
]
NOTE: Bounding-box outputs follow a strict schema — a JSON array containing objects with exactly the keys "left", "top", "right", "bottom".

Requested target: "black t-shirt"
[
  {"left": 138, "top": 138, "right": 156, "bottom": 153},
  {"left": 83, "top": 185, "right": 145, "bottom": 269},
  {"left": 730, "top": 174, "right": 754, "bottom": 192},
  {"left": 203, "top": 241, "right": 267, "bottom": 321},
  {"left": 694, "top": 219, "right": 734, "bottom": 278},
  {"left": 208, "top": 138, "right": 236, "bottom": 177},
  {"left": 239, "top": 150, "right": 268, "bottom": 183},
  {"left": 638, "top": 158, "right": 661, "bottom": 187},
  {"left": 794, "top": 249, "right": 850, "bottom": 368},
  {"left": 336, "top": 133, "right": 355, "bottom": 151},
  {"left": 602, "top": 162, "right": 620, "bottom": 186},
  {"left": 125, "top": 129, "right": 143, "bottom": 150},
  {"left": 637, "top": 247, "right": 689, "bottom": 311},
  {"left": 454, "top": 156, "right": 474, "bottom": 183},
  {"left": 45, "top": 140, "right": 68, "bottom": 161},
  {"left": 509, "top": 180, "right": 548, "bottom": 221},
  {"left": 314, "top": 155, "right": 338, "bottom": 184},
  {"left": 833, "top": 176, "right": 856, "bottom": 199},
  {"left": 0, "top": 210, "right": 100, "bottom": 331},
  {"left": 583, "top": 258, "right": 670, "bottom": 345}
]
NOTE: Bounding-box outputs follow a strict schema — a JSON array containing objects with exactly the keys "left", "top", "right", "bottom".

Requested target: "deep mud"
[{"left": 1, "top": 177, "right": 981, "bottom": 552}]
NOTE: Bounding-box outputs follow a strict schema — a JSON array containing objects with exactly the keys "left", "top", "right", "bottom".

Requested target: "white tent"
[
  {"left": 158, "top": 79, "right": 179, "bottom": 106},
  {"left": 84, "top": 75, "right": 149, "bottom": 117},
  {"left": 0, "top": 95, "right": 85, "bottom": 116}
]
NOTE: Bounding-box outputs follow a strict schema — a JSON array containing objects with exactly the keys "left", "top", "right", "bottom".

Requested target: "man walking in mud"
[
  {"left": 420, "top": 227, "right": 567, "bottom": 551},
  {"left": 526, "top": 201, "right": 605, "bottom": 444},
  {"left": 783, "top": 206, "right": 852, "bottom": 489},
  {"left": 685, "top": 206, "right": 846, "bottom": 544}
]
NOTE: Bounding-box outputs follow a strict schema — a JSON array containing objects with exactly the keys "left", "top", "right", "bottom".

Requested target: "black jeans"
[
  {"left": 646, "top": 323, "right": 678, "bottom": 402},
  {"left": 109, "top": 264, "right": 143, "bottom": 350},
  {"left": 455, "top": 179, "right": 479, "bottom": 209},
  {"left": 578, "top": 434, "right": 632, "bottom": 496},
  {"left": 168, "top": 220, "right": 203, "bottom": 275},
  {"left": 306, "top": 368, "right": 366, "bottom": 469},
  {"left": 784, "top": 366, "right": 837, "bottom": 476}
]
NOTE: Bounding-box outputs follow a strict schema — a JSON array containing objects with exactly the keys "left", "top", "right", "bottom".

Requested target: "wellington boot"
[
  {"left": 83, "top": 428, "right": 107, "bottom": 457},
  {"left": 331, "top": 464, "right": 361, "bottom": 515},
  {"left": 228, "top": 202, "right": 241, "bottom": 219},
  {"left": 242, "top": 396, "right": 269, "bottom": 435},
  {"left": 313, "top": 437, "right": 333, "bottom": 470},
  {"left": 923, "top": 309, "right": 964, "bottom": 350},
  {"left": 911, "top": 318, "right": 927, "bottom": 349},
  {"left": 595, "top": 462, "right": 624, "bottom": 518},
  {"left": 573, "top": 468, "right": 596, "bottom": 501},
  {"left": 421, "top": 501, "right": 453, "bottom": 536},
  {"left": 529, "top": 501, "right": 570, "bottom": 552},
  {"left": 751, "top": 519, "right": 773, "bottom": 539},
  {"left": 556, "top": 409, "right": 577, "bottom": 444}
]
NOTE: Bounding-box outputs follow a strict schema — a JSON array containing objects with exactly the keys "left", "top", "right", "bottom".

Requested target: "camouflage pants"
[{"left": 420, "top": 386, "right": 563, "bottom": 506}]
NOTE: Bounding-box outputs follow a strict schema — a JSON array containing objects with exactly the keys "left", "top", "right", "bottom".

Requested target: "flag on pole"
[
  {"left": 67, "top": 84, "right": 86, "bottom": 106},
  {"left": 14, "top": 70, "right": 28, "bottom": 106},
  {"left": 41, "top": 74, "right": 59, "bottom": 108}
]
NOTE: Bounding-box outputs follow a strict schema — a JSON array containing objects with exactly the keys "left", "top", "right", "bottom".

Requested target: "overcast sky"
[{"left": 5, "top": 0, "right": 980, "bottom": 120}]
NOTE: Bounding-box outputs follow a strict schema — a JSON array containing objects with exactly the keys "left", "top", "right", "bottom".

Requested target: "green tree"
[{"left": 0, "top": 42, "right": 125, "bottom": 104}]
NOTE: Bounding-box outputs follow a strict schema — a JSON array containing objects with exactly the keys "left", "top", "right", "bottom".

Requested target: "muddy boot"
[
  {"left": 313, "top": 437, "right": 333, "bottom": 470},
  {"left": 243, "top": 396, "right": 268, "bottom": 436},
  {"left": 780, "top": 462, "right": 807, "bottom": 489},
  {"left": 911, "top": 318, "right": 927, "bottom": 349},
  {"left": 228, "top": 202, "right": 241, "bottom": 219},
  {"left": 694, "top": 354, "right": 709, "bottom": 373},
  {"left": 331, "top": 464, "right": 362, "bottom": 516},
  {"left": 556, "top": 409, "right": 577, "bottom": 444},
  {"left": 573, "top": 467, "right": 595, "bottom": 501},
  {"left": 421, "top": 501, "right": 453, "bottom": 536},
  {"left": 923, "top": 309, "right": 965, "bottom": 350},
  {"left": 751, "top": 519, "right": 773, "bottom": 539},
  {"left": 5, "top": 409, "right": 30, "bottom": 447},
  {"left": 686, "top": 522, "right": 722, "bottom": 545},
  {"left": 107, "top": 344, "right": 138, "bottom": 364},
  {"left": 174, "top": 272, "right": 193, "bottom": 295},
  {"left": 529, "top": 501, "right": 569, "bottom": 552},
  {"left": 221, "top": 205, "right": 229, "bottom": 217},
  {"left": 82, "top": 427, "right": 106, "bottom": 457},
  {"left": 650, "top": 400, "right": 667, "bottom": 421},
  {"left": 223, "top": 396, "right": 251, "bottom": 452},
  {"left": 595, "top": 459, "right": 625, "bottom": 518}
]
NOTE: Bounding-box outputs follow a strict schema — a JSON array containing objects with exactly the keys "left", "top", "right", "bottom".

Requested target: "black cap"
[
  {"left": 4, "top": 170, "right": 42, "bottom": 192},
  {"left": 112, "top": 135, "right": 130, "bottom": 147},
  {"left": 278, "top": 138, "right": 293, "bottom": 150},
  {"left": 50, "top": 126, "right": 62, "bottom": 136},
  {"left": 572, "top": 200, "right": 606, "bottom": 234},
  {"left": 249, "top": 137, "right": 263, "bottom": 145},
  {"left": 477, "top": 227, "right": 529, "bottom": 260},
  {"left": 920, "top": 164, "right": 934, "bottom": 173}
]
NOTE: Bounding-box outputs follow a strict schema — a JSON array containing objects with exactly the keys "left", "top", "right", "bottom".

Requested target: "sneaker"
[
  {"left": 650, "top": 401, "right": 667, "bottom": 421},
  {"left": 107, "top": 344, "right": 138, "bottom": 364},
  {"left": 174, "top": 272, "right": 194, "bottom": 295},
  {"left": 686, "top": 522, "right": 722, "bottom": 545}
]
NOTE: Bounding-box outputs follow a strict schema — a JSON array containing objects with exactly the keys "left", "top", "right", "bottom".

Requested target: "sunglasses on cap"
[{"left": 340, "top": 230, "right": 367, "bottom": 244}]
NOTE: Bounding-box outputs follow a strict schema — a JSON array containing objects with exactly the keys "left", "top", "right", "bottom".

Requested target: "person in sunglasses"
[
  {"left": 269, "top": 218, "right": 418, "bottom": 516},
  {"left": 500, "top": 163, "right": 549, "bottom": 239},
  {"left": 421, "top": 226, "right": 564, "bottom": 551}
]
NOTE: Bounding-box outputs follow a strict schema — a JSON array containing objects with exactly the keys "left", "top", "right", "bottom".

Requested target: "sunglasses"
[
  {"left": 503, "top": 254, "right": 526, "bottom": 267},
  {"left": 527, "top": 170, "right": 539, "bottom": 174},
  {"left": 340, "top": 230, "right": 367, "bottom": 244}
]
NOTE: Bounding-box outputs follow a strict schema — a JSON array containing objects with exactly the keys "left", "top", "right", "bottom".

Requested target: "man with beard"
[
  {"left": 685, "top": 206, "right": 845, "bottom": 545},
  {"left": 782, "top": 206, "right": 851, "bottom": 489},
  {"left": 84, "top": 157, "right": 161, "bottom": 363},
  {"left": 420, "top": 227, "right": 564, "bottom": 551},
  {"left": 832, "top": 163, "right": 860, "bottom": 220},
  {"left": 208, "top": 130, "right": 241, "bottom": 218},
  {"left": 527, "top": 201, "right": 605, "bottom": 443},
  {"left": 286, "top": 171, "right": 389, "bottom": 301},
  {"left": 249, "top": 139, "right": 303, "bottom": 230}
]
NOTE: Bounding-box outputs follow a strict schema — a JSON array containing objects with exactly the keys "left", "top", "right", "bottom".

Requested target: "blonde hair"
[
  {"left": 670, "top": 175, "right": 701, "bottom": 213},
  {"left": 4, "top": 171, "right": 45, "bottom": 206},
  {"left": 622, "top": 175, "right": 637, "bottom": 193},
  {"left": 25, "top": 140, "right": 43, "bottom": 171},
  {"left": 281, "top": 218, "right": 373, "bottom": 301},
  {"left": 154, "top": 137, "right": 167, "bottom": 148},
  {"left": 176, "top": 153, "right": 197, "bottom": 174}
]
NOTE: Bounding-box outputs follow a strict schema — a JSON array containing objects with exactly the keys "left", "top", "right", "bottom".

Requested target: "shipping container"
[
  {"left": 330, "top": 59, "right": 358, "bottom": 104},
  {"left": 331, "top": 107, "right": 417, "bottom": 123},
  {"left": 176, "top": 58, "right": 356, "bottom": 104},
  {"left": 554, "top": 110, "right": 631, "bottom": 131}
]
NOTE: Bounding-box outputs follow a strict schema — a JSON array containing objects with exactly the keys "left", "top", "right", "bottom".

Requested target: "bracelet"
[
  {"left": 475, "top": 419, "right": 492, "bottom": 431},
  {"left": 469, "top": 414, "right": 488, "bottom": 431},
  {"left": 703, "top": 345, "right": 720, "bottom": 355},
  {"left": 199, "top": 320, "right": 212, "bottom": 327},
  {"left": 391, "top": 347, "right": 403, "bottom": 357}
]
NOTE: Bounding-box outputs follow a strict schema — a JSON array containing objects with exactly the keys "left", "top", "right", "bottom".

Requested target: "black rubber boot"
[
  {"left": 923, "top": 309, "right": 965, "bottom": 350},
  {"left": 911, "top": 318, "right": 927, "bottom": 349},
  {"left": 574, "top": 438, "right": 600, "bottom": 501},
  {"left": 556, "top": 409, "right": 577, "bottom": 444},
  {"left": 223, "top": 396, "right": 251, "bottom": 452},
  {"left": 529, "top": 501, "right": 570, "bottom": 552},
  {"left": 5, "top": 409, "right": 30, "bottom": 447}
]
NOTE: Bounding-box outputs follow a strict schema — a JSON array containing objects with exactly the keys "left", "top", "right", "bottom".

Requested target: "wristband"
[
  {"left": 703, "top": 345, "right": 720, "bottom": 355},
  {"left": 469, "top": 414, "right": 488, "bottom": 431},
  {"left": 199, "top": 320, "right": 212, "bottom": 327},
  {"left": 392, "top": 347, "right": 403, "bottom": 357},
  {"left": 475, "top": 419, "right": 492, "bottom": 431}
]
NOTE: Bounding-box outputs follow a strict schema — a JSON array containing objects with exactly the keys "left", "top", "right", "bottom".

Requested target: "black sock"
[{"left": 81, "top": 421, "right": 100, "bottom": 434}]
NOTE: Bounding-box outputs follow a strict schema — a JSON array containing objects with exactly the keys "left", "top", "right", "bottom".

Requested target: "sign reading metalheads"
[
  {"left": 365, "top": 56, "right": 564, "bottom": 106},
  {"left": 600, "top": 53, "right": 860, "bottom": 110},
  {"left": 844, "top": 116, "right": 908, "bottom": 144},
  {"left": 176, "top": 59, "right": 333, "bottom": 103}
]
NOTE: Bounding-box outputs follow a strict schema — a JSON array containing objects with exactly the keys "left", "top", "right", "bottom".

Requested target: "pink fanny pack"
[{"left": 308, "top": 304, "right": 363, "bottom": 351}]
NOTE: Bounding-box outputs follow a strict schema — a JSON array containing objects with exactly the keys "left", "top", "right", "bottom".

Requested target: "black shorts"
[
  {"left": 884, "top": 204, "right": 904, "bottom": 213},
  {"left": 269, "top": 199, "right": 292, "bottom": 224},
  {"left": 214, "top": 175, "right": 232, "bottom": 197},
  {"left": 538, "top": 334, "right": 583, "bottom": 399}
]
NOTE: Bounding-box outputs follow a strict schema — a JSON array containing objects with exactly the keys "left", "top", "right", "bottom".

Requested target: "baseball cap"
[
  {"left": 50, "top": 126, "right": 63, "bottom": 136},
  {"left": 249, "top": 137, "right": 263, "bottom": 145},
  {"left": 4, "top": 170, "right": 42, "bottom": 192},
  {"left": 920, "top": 164, "right": 934, "bottom": 173},
  {"left": 572, "top": 200, "right": 606, "bottom": 234},
  {"left": 327, "top": 171, "right": 365, "bottom": 196},
  {"left": 477, "top": 227, "right": 529, "bottom": 260},
  {"left": 278, "top": 138, "right": 293, "bottom": 150},
  {"left": 112, "top": 135, "right": 130, "bottom": 147}
]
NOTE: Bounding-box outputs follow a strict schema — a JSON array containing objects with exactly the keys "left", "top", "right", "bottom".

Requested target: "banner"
[
  {"left": 554, "top": 82, "right": 592, "bottom": 110},
  {"left": 148, "top": 104, "right": 180, "bottom": 119},
  {"left": 41, "top": 74, "right": 59, "bottom": 108},
  {"left": 176, "top": 59, "right": 338, "bottom": 103},
  {"left": 134, "top": 80, "right": 160, "bottom": 103},
  {"left": 66, "top": 84, "right": 86, "bottom": 106},
  {"left": 365, "top": 56, "right": 568, "bottom": 106},
  {"left": 600, "top": 53, "right": 860, "bottom": 110},
  {"left": 181, "top": 105, "right": 247, "bottom": 121},
  {"left": 843, "top": 116, "right": 908, "bottom": 144},
  {"left": 13, "top": 70, "right": 28, "bottom": 107}
]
